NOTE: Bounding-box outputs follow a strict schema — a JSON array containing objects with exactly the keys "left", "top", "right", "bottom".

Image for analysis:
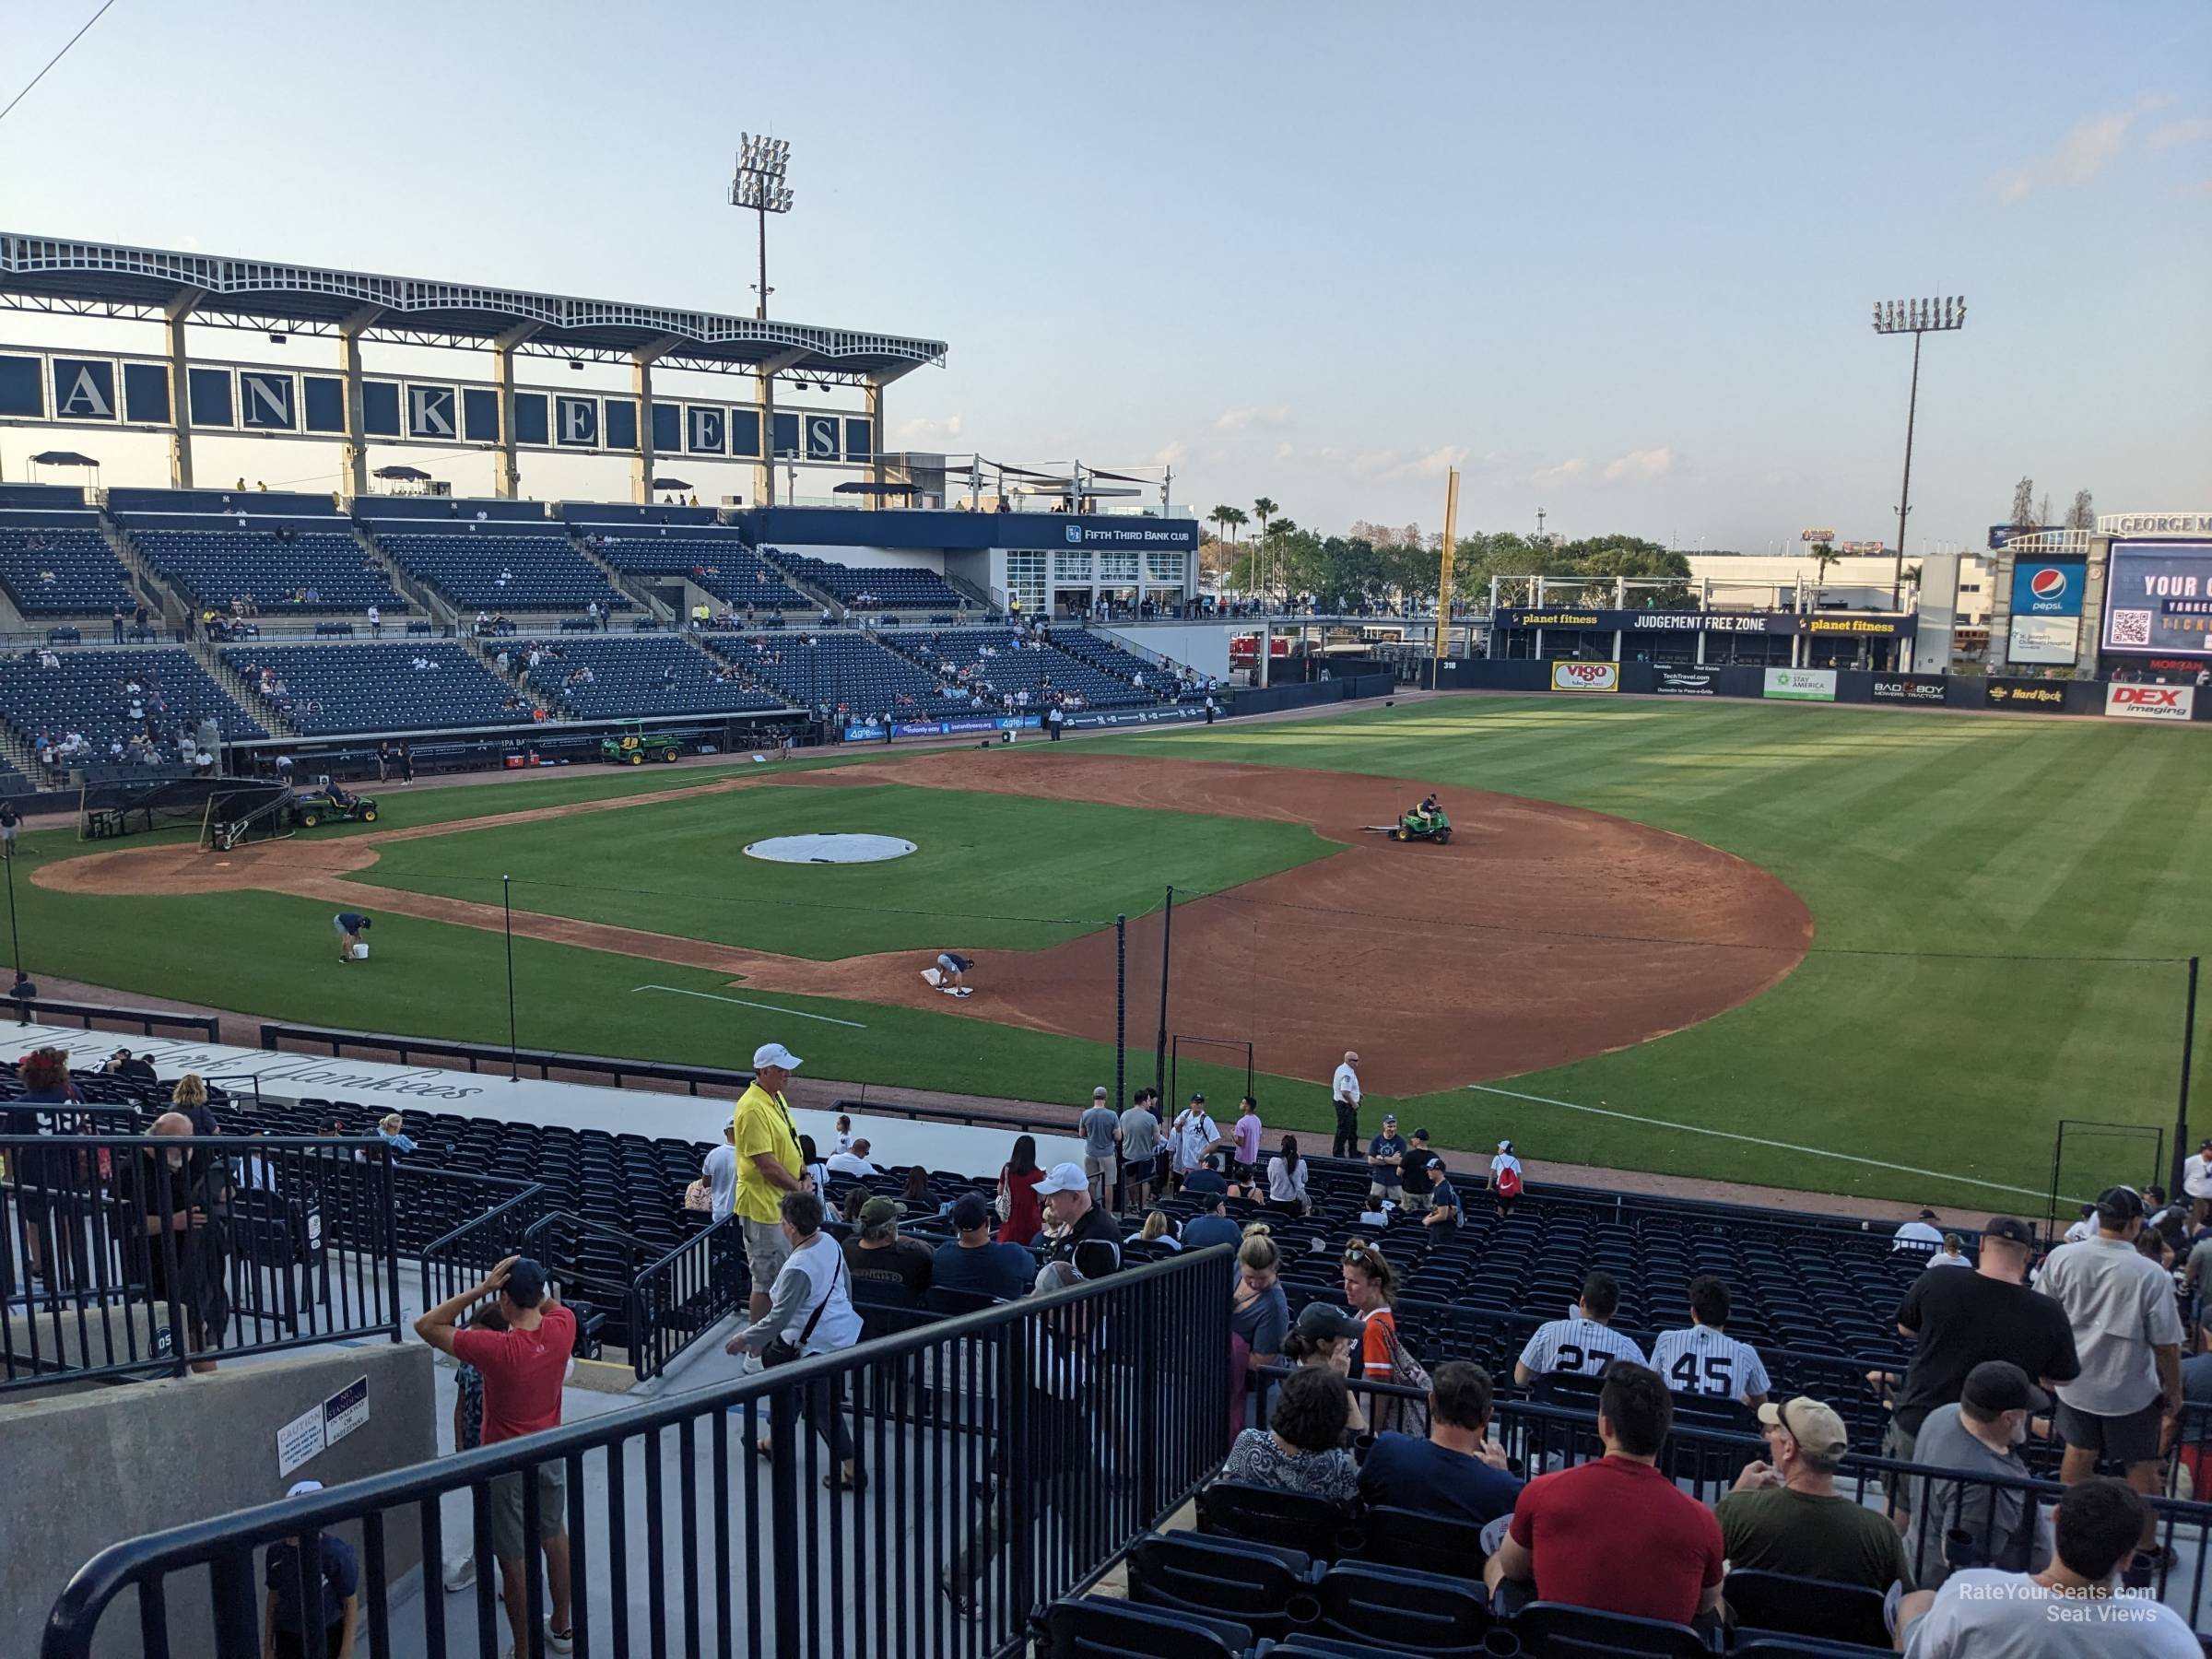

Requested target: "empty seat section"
[
  {"left": 0, "top": 646, "right": 265, "bottom": 768},
  {"left": 1054, "top": 628, "right": 1198, "bottom": 690},
  {"left": 219, "top": 642, "right": 519, "bottom": 735},
  {"left": 0, "top": 512, "right": 139, "bottom": 616},
  {"left": 887, "top": 627, "right": 1158, "bottom": 709},
  {"left": 703, "top": 630, "right": 941, "bottom": 721},
  {"left": 371, "top": 531, "right": 629, "bottom": 614},
  {"left": 771, "top": 552, "right": 971, "bottom": 613},
  {"left": 126, "top": 519, "right": 405, "bottom": 615},
  {"left": 588, "top": 535, "right": 806, "bottom": 608},
  {"left": 518, "top": 636, "right": 785, "bottom": 720}
]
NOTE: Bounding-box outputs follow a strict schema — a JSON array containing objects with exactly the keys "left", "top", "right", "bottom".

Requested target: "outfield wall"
[{"left": 1422, "top": 657, "right": 2212, "bottom": 721}]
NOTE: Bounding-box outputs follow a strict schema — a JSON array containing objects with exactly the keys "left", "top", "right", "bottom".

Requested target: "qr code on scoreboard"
[{"left": 2110, "top": 610, "right": 2153, "bottom": 646}]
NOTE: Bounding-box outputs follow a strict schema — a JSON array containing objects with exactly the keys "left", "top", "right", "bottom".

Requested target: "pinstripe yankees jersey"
[
  {"left": 1517, "top": 1317, "right": 1648, "bottom": 1378},
  {"left": 1649, "top": 1324, "right": 1771, "bottom": 1403}
]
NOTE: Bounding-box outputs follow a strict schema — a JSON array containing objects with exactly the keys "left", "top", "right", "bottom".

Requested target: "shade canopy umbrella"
[
  {"left": 29, "top": 451, "right": 100, "bottom": 466},
  {"left": 651, "top": 477, "right": 694, "bottom": 491},
  {"left": 371, "top": 465, "right": 431, "bottom": 482}
]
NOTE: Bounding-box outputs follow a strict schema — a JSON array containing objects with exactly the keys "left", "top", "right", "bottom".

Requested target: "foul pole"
[{"left": 1433, "top": 467, "right": 1461, "bottom": 665}]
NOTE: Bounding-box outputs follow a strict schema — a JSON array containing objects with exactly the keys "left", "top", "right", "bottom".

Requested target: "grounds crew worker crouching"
[
  {"left": 733, "top": 1043, "right": 807, "bottom": 1354},
  {"left": 335, "top": 912, "right": 372, "bottom": 963}
]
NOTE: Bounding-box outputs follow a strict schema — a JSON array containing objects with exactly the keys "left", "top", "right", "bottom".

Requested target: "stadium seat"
[
  {"left": 0, "top": 646, "right": 265, "bottom": 770},
  {"left": 1037, "top": 1599, "right": 1253, "bottom": 1659},
  {"left": 219, "top": 641, "right": 520, "bottom": 735},
  {"left": 588, "top": 531, "right": 806, "bottom": 609},
  {"left": 1719, "top": 1572, "right": 1888, "bottom": 1650},
  {"left": 1728, "top": 1640, "right": 1891, "bottom": 1658},
  {"left": 0, "top": 512, "right": 139, "bottom": 617},
  {"left": 1197, "top": 1481, "right": 1357, "bottom": 1561},
  {"left": 1127, "top": 1532, "right": 1320, "bottom": 1640},
  {"left": 513, "top": 634, "right": 784, "bottom": 720},
  {"left": 1309, "top": 1562, "right": 1493, "bottom": 1653},
  {"left": 1510, "top": 1602, "right": 1714, "bottom": 1659},
  {"left": 1352, "top": 1505, "right": 1491, "bottom": 1582},
  {"left": 885, "top": 626, "right": 1163, "bottom": 710},
  {"left": 703, "top": 630, "right": 943, "bottom": 722},
  {"left": 367, "top": 528, "right": 629, "bottom": 614},
  {"left": 126, "top": 518, "right": 405, "bottom": 617},
  {"left": 770, "top": 550, "right": 973, "bottom": 615}
]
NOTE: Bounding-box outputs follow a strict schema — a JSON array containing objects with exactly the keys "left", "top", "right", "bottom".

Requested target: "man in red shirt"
[
  {"left": 417, "top": 1254, "right": 577, "bottom": 1654},
  {"left": 1484, "top": 1362, "right": 1724, "bottom": 1630}
]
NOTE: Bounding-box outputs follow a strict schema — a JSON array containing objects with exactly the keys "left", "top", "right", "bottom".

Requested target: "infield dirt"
[{"left": 37, "top": 747, "right": 1811, "bottom": 1094}]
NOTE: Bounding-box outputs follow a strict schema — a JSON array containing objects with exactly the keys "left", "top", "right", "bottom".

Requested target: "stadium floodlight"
[
  {"left": 1868, "top": 292, "right": 1967, "bottom": 610},
  {"left": 729, "top": 132, "right": 795, "bottom": 320}
]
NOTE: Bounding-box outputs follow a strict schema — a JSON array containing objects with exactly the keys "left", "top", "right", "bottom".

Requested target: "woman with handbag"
[
  {"left": 1343, "top": 1238, "right": 1430, "bottom": 1437},
  {"left": 724, "top": 1190, "right": 865, "bottom": 1491},
  {"left": 994, "top": 1134, "right": 1044, "bottom": 1247}
]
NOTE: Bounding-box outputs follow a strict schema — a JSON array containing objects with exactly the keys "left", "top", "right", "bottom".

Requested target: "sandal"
[
  {"left": 939, "top": 1573, "right": 977, "bottom": 1622},
  {"left": 824, "top": 1469, "right": 867, "bottom": 1493}
]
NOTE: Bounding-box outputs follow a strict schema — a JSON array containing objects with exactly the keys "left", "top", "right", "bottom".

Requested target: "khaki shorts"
[
  {"left": 1083, "top": 1153, "right": 1119, "bottom": 1192},
  {"left": 742, "top": 1216, "right": 792, "bottom": 1293},
  {"left": 489, "top": 1460, "right": 566, "bottom": 1559},
  {"left": 1880, "top": 1418, "right": 1919, "bottom": 1509}
]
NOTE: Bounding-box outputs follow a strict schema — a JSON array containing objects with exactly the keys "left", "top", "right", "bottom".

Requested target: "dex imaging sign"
[{"left": 2105, "top": 684, "right": 2196, "bottom": 723}]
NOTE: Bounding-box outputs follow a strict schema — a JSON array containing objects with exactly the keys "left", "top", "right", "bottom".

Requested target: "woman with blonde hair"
[
  {"left": 1127, "top": 1210, "right": 1182, "bottom": 1251},
  {"left": 1231, "top": 1223, "right": 1289, "bottom": 1367}
]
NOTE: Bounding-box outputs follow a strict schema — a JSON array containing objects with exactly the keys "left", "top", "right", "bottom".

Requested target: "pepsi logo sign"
[{"left": 2029, "top": 568, "right": 2067, "bottom": 601}]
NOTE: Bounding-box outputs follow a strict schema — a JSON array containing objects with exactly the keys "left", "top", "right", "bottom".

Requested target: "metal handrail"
[{"left": 41, "top": 1242, "right": 1236, "bottom": 1659}]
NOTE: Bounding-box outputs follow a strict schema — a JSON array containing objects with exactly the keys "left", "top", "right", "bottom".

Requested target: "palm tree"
[
  {"left": 1253, "top": 498, "right": 1278, "bottom": 597},
  {"left": 1208, "top": 505, "right": 1234, "bottom": 546},
  {"left": 1807, "top": 542, "right": 1841, "bottom": 607}
]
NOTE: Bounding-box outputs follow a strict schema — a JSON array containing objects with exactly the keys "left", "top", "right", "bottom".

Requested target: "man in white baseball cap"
[
  {"left": 733, "top": 1043, "right": 806, "bottom": 1338},
  {"left": 1033, "top": 1161, "right": 1124, "bottom": 1281},
  {"left": 265, "top": 1479, "right": 362, "bottom": 1657}
]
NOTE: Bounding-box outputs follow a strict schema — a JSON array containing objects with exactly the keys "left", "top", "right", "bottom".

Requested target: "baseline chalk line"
[{"left": 632, "top": 984, "right": 869, "bottom": 1029}]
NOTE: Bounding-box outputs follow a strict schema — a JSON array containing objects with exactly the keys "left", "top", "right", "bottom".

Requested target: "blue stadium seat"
[
  {"left": 1353, "top": 1505, "right": 1491, "bottom": 1582},
  {"left": 512, "top": 635, "right": 784, "bottom": 720},
  {"left": 702, "top": 630, "right": 942, "bottom": 723},
  {"left": 1197, "top": 1481, "right": 1357, "bottom": 1561},
  {"left": 1511, "top": 1602, "right": 1713, "bottom": 1658},
  {"left": 127, "top": 518, "right": 404, "bottom": 617},
  {"left": 0, "top": 512, "right": 138, "bottom": 617},
  {"left": 368, "top": 528, "right": 629, "bottom": 614},
  {"left": 1037, "top": 1598, "right": 1253, "bottom": 1659},
  {"left": 1127, "top": 1532, "right": 1320, "bottom": 1640},
  {"left": 586, "top": 532, "right": 806, "bottom": 608},
  {"left": 219, "top": 641, "right": 521, "bottom": 735},
  {"left": 886, "top": 626, "right": 1163, "bottom": 710},
  {"left": 1718, "top": 1571, "right": 1888, "bottom": 1650},
  {"left": 0, "top": 646, "right": 265, "bottom": 770},
  {"left": 771, "top": 550, "right": 972, "bottom": 614},
  {"left": 1309, "top": 1562, "right": 1493, "bottom": 1653}
]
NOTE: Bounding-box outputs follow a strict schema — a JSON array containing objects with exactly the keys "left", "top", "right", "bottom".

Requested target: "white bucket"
[{"left": 352, "top": 943, "right": 370, "bottom": 960}]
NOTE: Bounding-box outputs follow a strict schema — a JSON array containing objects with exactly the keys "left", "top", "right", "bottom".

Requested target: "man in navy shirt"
[
  {"left": 333, "top": 912, "right": 372, "bottom": 964},
  {"left": 930, "top": 1194, "right": 1035, "bottom": 1302},
  {"left": 1180, "top": 1190, "right": 1241, "bottom": 1253},
  {"left": 1368, "top": 1115, "right": 1409, "bottom": 1205},
  {"left": 1358, "top": 1361, "right": 1523, "bottom": 1527}
]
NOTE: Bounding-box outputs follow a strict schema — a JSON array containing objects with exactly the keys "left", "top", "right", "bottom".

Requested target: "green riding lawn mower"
[
  {"left": 1363, "top": 803, "right": 1453, "bottom": 844},
  {"left": 601, "top": 727, "right": 683, "bottom": 765}
]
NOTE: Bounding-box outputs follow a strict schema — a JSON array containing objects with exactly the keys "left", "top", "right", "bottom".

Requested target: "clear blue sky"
[{"left": 1, "top": 0, "right": 2206, "bottom": 548}]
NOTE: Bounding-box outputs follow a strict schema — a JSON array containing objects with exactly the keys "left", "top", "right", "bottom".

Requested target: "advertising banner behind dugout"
[
  {"left": 1652, "top": 667, "right": 1719, "bottom": 696},
  {"left": 1549, "top": 661, "right": 1619, "bottom": 693}
]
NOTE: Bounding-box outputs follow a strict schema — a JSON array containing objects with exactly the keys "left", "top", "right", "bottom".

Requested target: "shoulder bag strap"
[{"left": 794, "top": 1250, "right": 841, "bottom": 1350}]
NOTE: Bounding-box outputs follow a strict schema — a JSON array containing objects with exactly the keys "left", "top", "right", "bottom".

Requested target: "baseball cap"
[
  {"left": 1497, "top": 1139, "right": 1513, "bottom": 1154},
  {"left": 1382, "top": 1112, "right": 1397, "bottom": 1125},
  {"left": 1189, "top": 1090, "right": 1206, "bottom": 1104},
  {"left": 1292, "top": 1301, "right": 1364, "bottom": 1344},
  {"left": 1091, "top": 1086, "right": 1108, "bottom": 1100},
  {"left": 1983, "top": 1215, "right": 2035, "bottom": 1247},
  {"left": 1412, "top": 1127, "right": 1430, "bottom": 1141},
  {"left": 502, "top": 1257, "right": 548, "bottom": 1306},
  {"left": 752, "top": 1042, "right": 803, "bottom": 1071},
  {"left": 858, "top": 1196, "right": 902, "bottom": 1226},
  {"left": 1032, "top": 1161, "right": 1089, "bottom": 1197},
  {"left": 1962, "top": 1359, "right": 2051, "bottom": 1415},
  {"left": 2094, "top": 1185, "right": 2146, "bottom": 1226},
  {"left": 286, "top": 1479, "right": 324, "bottom": 1498},
  {"left": 949, "top": 1193, "right": 991, "bottom": 1232},
  {"left": 1759, "top": 1397, "right": 1849, "bottom": 1462}
]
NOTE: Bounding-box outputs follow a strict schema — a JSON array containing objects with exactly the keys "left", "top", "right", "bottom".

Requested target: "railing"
[
  {"left": 418, "top": 1178, "right": 552, "bottom": 1310},
  {"left": 519, "top": 1209, "right": 653, "bottom": 1359},
  {"left": 629, "top": 1214, "right": 743, "bottom": 1381},
  {"left": 10, "top": 997, "right": 223, "bottom": 1041},
  {"left": 2, "top": 1133, "right": 402, "bottom": 1392},
  {"left": 43, "top": 1243, "right": 1235, "bottom": 1659}
]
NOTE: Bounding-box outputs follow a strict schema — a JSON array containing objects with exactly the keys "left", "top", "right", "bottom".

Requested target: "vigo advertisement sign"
[
  {"left": 1762, "top": 667, "right": 1837, "bottom": 702},
  {"left": 2104, "top": 683, "right": 2197, "bottom": 723},
  {"left": 1549, "top": 661, "right": 1619, "bottom": 693}
]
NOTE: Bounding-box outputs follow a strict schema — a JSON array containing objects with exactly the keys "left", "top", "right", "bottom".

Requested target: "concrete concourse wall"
[{"left": 3, "top": 1340, "right": 436, "bottom": 1658}]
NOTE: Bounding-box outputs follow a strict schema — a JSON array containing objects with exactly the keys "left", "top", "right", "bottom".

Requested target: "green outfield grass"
[
  {"left": 351, "top": 782, "right": 1334, "bottom": 956},
  {"left": 13, "top": 699, "right": 2209, "bottom": 1209}
]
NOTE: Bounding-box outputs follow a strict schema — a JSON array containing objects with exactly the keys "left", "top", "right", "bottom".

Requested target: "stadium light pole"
[
  {"left": 1870, "top": 296, "right": 1965, "bottom": 608},
  {"left": 729, "top": 134, "right": 794, "bottom": 320}
]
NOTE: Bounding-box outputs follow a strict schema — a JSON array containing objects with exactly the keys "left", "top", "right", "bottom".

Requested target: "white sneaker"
[
  {"left": 441, "top": 1557, "right": 475, "bottom": 1592},
  {"left": 738, "top": 1351, "right": 764, "bottom": 1375},
  {"left": 546, "top": 1623, "right": 576, "bottom": 1654}
]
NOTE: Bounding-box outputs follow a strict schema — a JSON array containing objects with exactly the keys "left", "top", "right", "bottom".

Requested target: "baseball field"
[{"left": 17, "top": 693, "right": 2211, "bottom": 1211}]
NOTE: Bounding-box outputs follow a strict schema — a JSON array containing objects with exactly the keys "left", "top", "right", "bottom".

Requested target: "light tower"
[
  {"left": 730, "top": 134, "right": 794, "bottom": 320},
  {"left": 1871, "top": 295, "right": 1966, "bottom": 606}
]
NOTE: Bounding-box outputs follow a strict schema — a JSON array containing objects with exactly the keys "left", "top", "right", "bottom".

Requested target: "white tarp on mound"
[
  {"left": 744, "top": 833, "right": 916, "bottom": 865},
  {"left": 0, "top": 1024, "right": 1078, "bottom": 1176}
]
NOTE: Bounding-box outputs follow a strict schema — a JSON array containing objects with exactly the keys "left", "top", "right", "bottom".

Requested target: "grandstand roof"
[{"left": 0, "top": 232, "right": 947, "bottom": 383}]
